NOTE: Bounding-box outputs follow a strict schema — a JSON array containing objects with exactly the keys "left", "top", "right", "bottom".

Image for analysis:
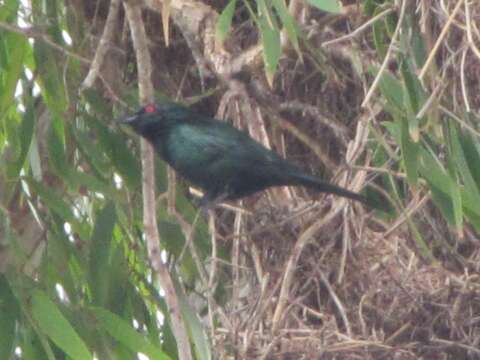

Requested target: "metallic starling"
[{"left": 121, "top": 102, "right": 366, "bottom": 207}]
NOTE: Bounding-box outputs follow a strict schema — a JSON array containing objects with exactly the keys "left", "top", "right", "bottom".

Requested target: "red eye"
[{"left": 144, "top": 104, "right": 156, "bottom": 113}]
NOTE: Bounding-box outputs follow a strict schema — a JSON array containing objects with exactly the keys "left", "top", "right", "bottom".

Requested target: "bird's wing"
[
  {"left": 169, "top": 123, "right": 236, "bottom": 161},
  {"left": 165, "top": 121, "right": 282, "bottom": 182},
  {"left": 189, "top": 122, "right": 284, "bottom": 165}
]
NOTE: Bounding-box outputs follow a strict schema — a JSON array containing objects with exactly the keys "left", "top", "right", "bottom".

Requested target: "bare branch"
[
  {"left": 124, "top": 3, "right": 193, "bottom": 359},
  {"left": 81, "top": 0, "right": 121, "bottom": 89}
]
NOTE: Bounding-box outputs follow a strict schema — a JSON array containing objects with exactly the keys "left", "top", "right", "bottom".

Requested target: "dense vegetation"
[{"left": 0, "top": 0, "right": 479, "bottom": 359}]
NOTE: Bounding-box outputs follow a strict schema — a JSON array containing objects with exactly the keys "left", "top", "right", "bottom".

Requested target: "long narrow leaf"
[
  {"left": 30, "top": 289, "right": 91, "bottom": 360},
  {"left": 91, "top": 307, "right": 170, "bottom": 360},
  {"left": 306, "top": 0, "right": 341, "bottom": 13},
  {"left": 88, "top": 201, "right": 116, "bottom": 306},
  {"left": 0, "top": 276, "right": 17, "bottom": 359},
  {"left": 259, "top": 14, "right": 281, "bottom": 87},
  {"left": 216, "top": 0, "right": 237, "bottom": 46}
]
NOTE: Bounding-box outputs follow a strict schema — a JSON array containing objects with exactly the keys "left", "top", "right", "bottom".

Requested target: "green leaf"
[
  {"left": 67, "top": 168, "right": 116, "bottom": 198},
  {"left": 400, "top": 117, "right": 419, "bottom": 185},
  {"left": 400, "top": 59, "right": 426, "bottom": 142},
  {"left": 305, "top": 0, "right": 341, "bottom": 13},
  {"left": 104, "top": 242, "right": 130, "bottom": 314},
  {"left": 175, "top": 280, "right": 211, "bottom": 360},
  {"left": 88, "top": 201, "right": 116, "bottom": 306},
  {"left": 449, "top": 124, "right": 480, "bottom": 216},
  {"left": 373, "top": 19, "right": 386, "bottom": 59},
  {"left": 47, "top": 119, "right": 68, "bottom": 179},
  {"left": 9, "top": 102, "right": 35, "bottom": 178},
  {"left": 450, "top": 178, "right": 463, "bottom": 232},
  {"left": 30, "top": 289, "right": 91, "bottom": 360},
  {"left": 27, "top": 179, "right": 75, "bottom": 222},
  {"left": 387, "top": 175, "right": 434, "bottom": 261},
  {"left": 400, "top": 60, "right": 422, "bottom": 112},
  {"left": 0, "top": 32, "right": 28, "bottom": 115},
  {"left": 419, "top": 147, "right": 463, "bottom": 227},
  {"left": 33, "top": 41, "right": 67, "bottom": 118},
  {"left": 372, "top": 67, "right": 404, "bottom": 113},
  {"left": 3, "top": 109, "right": 21, "bottom": 162},
  {"left": 93, "top": 119, "right": 141, "bottom": 189},
  {"left": 21, "top": 326, "right": 51, "bottom": 360},
  {"left": 0, "top": 275, "right": 18, "bottom": 359},
  {"left": 411, "top": 23, "right": 427, "bottom": 68},
  {"left": 70, "top": 125, "right": 111, "bottom": 178},
  {"left": 458, "top": 129, "right": 480, "bottom": 188},
  {"left": 259, "top": 14, "right": 281, "bottom": 87},
  {"left": 46, "top": 232, "right": 80, "bottom": 303},
  {"left": 215, "top": 0, "right": 236, "bottom": 45},
  {"left": 91, "top": 307, "right": 171, "bottom": 360},
  {"left": 0, "top": 0, "right": 19, "bottom": 22},
  {"left": 272, "top": 0, "right": 301, "bottom": 56},
  {"left": 363, "top": 0, "right": 376, "bottom": 16}
]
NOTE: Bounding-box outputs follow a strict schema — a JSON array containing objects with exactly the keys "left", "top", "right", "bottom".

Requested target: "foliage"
[{"left": 1, "top": 0, "right": 480, "bottom": 359}]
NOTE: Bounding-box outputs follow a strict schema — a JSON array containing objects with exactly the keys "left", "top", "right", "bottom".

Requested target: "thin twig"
[
  {"left": 272, "top": 203, "right": 345, "bottom": 331},
  {"left": 174, "top": 211, "right": 234, "bottom": 332},
  {"left": 431, "top": 338, "right": 480, "bottom": 355},
  {"left": 0, "top": 21, "right": 90, "bottom": 64},
  {"left": 464, "top": 0, "right": 480, "bottom": 60},
  {"left": 384, "top": 194, "right": 430, "bottom": 237},
  {"left": 419, "top": 0, "right": 464, "bottom": 80},
  {"left": 232, "top": 208, "right": 242, "bottom": 310},
  {"left": 460, "top": 47, "right": 471, "bottom": 112},
  {"left": 81, "top": 0, "right": 120, "bottom": 89},
  {"left": 416, "top": 83, "right": 444, "bottom": 119},
  {"left": 319, "top": 270, "right": 352, "bottom": 337},
  {"left": 439, "top": 105, "right": 480, "bottom": 138},
  {"left": 338, "top": 206, "right": 350, "bottom": 284},
  {"left": 207, "top": 211, "right": 218, "bottom": 346},
  {"left": 279, "top": 100, "right": 350, "bottom": 143},
  {"left": 322, "top": 7, "right": 394, "bottom": 47},
  {"left": 271, "top": 112, "right": 337, "bottom": 170}
]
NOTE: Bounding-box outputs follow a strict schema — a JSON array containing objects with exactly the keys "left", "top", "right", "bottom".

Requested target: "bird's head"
[
  {"left": 120, "top": 102, "right": 188, "bottom": 137},
  {"left": 120, "top": 103, "right": 162, "bottom": 136}
]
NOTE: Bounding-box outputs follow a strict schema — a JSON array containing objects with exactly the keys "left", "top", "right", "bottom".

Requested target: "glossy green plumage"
[{"left": 122, "top": 102, "right": 366, "bottom": 206}]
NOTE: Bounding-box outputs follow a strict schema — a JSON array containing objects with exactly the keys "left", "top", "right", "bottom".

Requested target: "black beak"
[{"left": 119, "top": 113, "right": 138, "bottom": 125}]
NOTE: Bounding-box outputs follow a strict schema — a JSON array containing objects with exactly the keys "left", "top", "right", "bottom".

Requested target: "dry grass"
[{"left": 193, "top": 1, "right": 480, "bottom": 359}]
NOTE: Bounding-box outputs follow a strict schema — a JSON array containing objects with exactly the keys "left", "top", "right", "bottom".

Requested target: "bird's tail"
[{"left": 285, "top": 171, "right": 367, "bottom": 204}]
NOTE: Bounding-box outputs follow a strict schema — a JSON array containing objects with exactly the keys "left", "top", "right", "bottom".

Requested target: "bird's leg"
[{"left": 199, "top": 191, "right": 230, "bottom": 218}]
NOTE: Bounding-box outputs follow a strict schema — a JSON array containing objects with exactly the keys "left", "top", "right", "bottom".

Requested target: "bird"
[{"left": 121, "top": 102, "right": 367, "bottom": 208}]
